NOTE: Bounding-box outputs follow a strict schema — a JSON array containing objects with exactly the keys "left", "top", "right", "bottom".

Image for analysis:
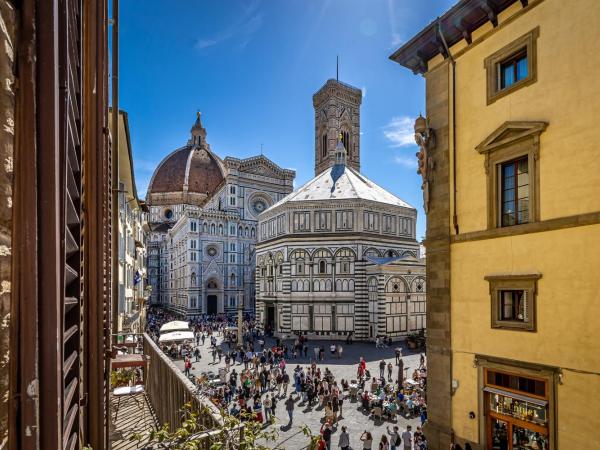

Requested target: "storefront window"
[{"left": 485, "top": 369, "right": 550, "bottom": 450}]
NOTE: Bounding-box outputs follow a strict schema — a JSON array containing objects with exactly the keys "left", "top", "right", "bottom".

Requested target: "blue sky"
[{"left": 120, "top": 0, "right": 455, "bottom": 240}]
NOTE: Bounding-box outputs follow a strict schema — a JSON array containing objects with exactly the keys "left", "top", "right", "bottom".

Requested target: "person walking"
[
  {"left": 282, "top": 371, "right": 290, "bottom": 397},
  {"left": 360, "top": 431, "right": 373, "bottom": 450},
  {"left": 387, "top": 362, "right": 393, "bottom": 381},
  {"left": 314, "top": 346, "right": 320, "bottom": 361},
  {"left": 321, "top": 422, "right": 333, "bottom": 450},
  {"left": 337, "top": 344, "right": 343, "bottom": 359},
  {"left": 194, "top": 347, "right": 201, "bottom": 362},
  {"left": 184, "top": 357, "right": 192, "bottom": 377},
  {"left": 387, "top": 426, "right": 401, "bottom": 450},
  {"left": 283, "top": 394, "right": 294, "bottom": 427},
  {"left": 338, "top": 426, "right": 350, "bottom": 450},
  {"left": 401, "top": 426, "right": 413, "bottom": 450},
  {"left": 379, "top": 359, "right": 386, "bottom": 379},
  {"left": 395, "top": 347, "right": 402, "bottom": 365},
  {"left": 263, "top": 394, "right": 272, "bottom": 423}
]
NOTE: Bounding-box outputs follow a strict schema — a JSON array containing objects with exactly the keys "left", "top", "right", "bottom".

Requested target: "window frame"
[
  {"left": 484, "top": 27, "right": 539, "bottom": 105},
  {"left": 500, "top": 156, "right": 530, "bottom": 227},
  {"left": 485, "top": 273, "right": 541, "bottom": 332},
  {"left": 476, "top": 121, "right": 547, "bottom": 230}
]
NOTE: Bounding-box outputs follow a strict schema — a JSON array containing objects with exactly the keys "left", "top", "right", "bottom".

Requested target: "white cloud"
[
  {"left": 361, "top": 86, "right": 367, "bottom": 98},
  {"left": 195, "top": 1, "right": 264, "bottom": 51},
  {"left": 393, "top": 155, "right": 417, "bottom": 169},
  {"left": 383, "top": 116, "right": 415, "bottom": 148}
]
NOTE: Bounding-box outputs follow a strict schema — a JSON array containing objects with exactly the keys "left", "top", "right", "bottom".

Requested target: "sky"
[{"left": 120, "top": 0, "right": 456, "bottom": 241}]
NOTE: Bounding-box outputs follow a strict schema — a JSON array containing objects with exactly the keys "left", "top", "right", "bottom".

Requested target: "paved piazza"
[{"left": 172, "top": 335, "right": 423, "bottom": 449}]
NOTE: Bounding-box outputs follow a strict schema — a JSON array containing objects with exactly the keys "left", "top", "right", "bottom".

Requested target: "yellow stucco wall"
[
  {"left": 435, "top": 0, "right": 600, "bottom": 447},
  {"left": 450, "top": 0, "right": 600, "bottom": 234}
]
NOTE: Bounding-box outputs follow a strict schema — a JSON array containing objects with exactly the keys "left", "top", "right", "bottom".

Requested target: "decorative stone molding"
[
  {"left": 414, "top": 115, "right": 436, "bottom": 214},
  {"left": 476, "top": 121, "right": 548, "bottom": 229}
]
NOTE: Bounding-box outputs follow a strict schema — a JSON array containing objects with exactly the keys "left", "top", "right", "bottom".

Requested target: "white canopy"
[
  {"left": 158, "top": 331, "right": 194, "bottom": 343},
  {"left": 224, "top": 326, "right": 238, "bottom": 331},
  {"left": 159, "top": 321, "right": 190, "bottom": 333}
]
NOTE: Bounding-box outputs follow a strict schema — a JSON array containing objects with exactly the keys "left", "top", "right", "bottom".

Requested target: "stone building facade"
[
  {"left": 256, "top": 79, "right": 425, "bottom": 341},
  {"left": 146, "top": 114, "right": 294, "bottom": 317},
  {"left": 391, "top": 1, "right": 600, "bottom": 449}
]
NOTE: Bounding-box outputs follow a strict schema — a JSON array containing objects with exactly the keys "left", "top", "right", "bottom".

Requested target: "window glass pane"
[
  {"left": 516, "top": 56, "right": 528, "bottom": 81},
  {"left": 501, "top": 63, "right": 515, "bottom": 88}
]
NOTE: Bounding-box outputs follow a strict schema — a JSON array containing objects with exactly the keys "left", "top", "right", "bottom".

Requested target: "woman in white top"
[{"left": 360, "top": 431, "right": 373, "bottom": 450}]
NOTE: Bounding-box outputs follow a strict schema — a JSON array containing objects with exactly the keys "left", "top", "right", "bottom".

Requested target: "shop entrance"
[
  {"left": 207, "top": 295, "right": 217, "bottom": 315},
  {"left": 485, "top": 368, "right": 550, "bottom": 450}
]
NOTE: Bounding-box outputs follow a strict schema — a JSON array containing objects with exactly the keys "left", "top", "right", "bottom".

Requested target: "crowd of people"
[{"left": 146, "top": 307, "right": 430, "bottom": 449}]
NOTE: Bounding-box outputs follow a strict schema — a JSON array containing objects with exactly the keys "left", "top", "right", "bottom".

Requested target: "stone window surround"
[
  {"left": 476, "top": 121, "right": 548, "bottom": 230},
  {"left": 484, "top": 27, "right": 539, "bottom": 105},
  {"left": 485, "top": 273, "right": 541, "bottom": 332}
]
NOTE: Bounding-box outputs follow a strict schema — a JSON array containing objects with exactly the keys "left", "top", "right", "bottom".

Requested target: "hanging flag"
[{"left": 134, "top": 270, "right": 142, "bottom": 286}]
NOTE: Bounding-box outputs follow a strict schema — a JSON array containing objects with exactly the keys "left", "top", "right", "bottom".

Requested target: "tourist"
[
  {"left": 401, "top": 425, "right": 413, "bottom": 450},
  {"left": 337, "top": 344, "right": 343, "bottom": 359},
  {"left": 379, "top": 360, "right": 386, "bottom": 378},
  {"left": 387, "top": 362, "right": 393, "bottom": 381},
  {"left": 320, "top": 346, "right": 325, "bottom": 361},
  {"left": 284, "top": 394, "right": 294, "bottom": 426},
  {"left": 387, "top": 426, "right": 401, "bottom": 450},
  {"left": 282, "top": 371, "right": 290, "bottom": 397},
  {"left": 330, "top": 343, "right": 337, "bottom": 356},
  {"left": 314, "top": 346, "right": 320, "bottom": 361},
  {"left": 395, "top": 347, "right": 402, "bottom": 365},
  {"left": 263, "top": 394, "right": 272, "bottom": 422},
  {"left": 324, "top": 401, "right": 334, "bottom": 424},
  {"left": 360, "top": 431, "right": 373, "bottom": 450},
  {"left": 184, "top": 357, "right": 191, "bottom": 377},
  {"left": 379, "top": 435, "right": 390, "bottom": 450},
  {"left": 338, "top": 426, "right": 350, "bottom": 450},
  {"left": 321, "top": 422, "right": 333, "bottom": 450}
]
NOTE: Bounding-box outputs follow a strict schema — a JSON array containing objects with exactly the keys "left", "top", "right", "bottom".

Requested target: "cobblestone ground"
[{"left": 172, "top": 335, "right": 423, "bottom": 449}]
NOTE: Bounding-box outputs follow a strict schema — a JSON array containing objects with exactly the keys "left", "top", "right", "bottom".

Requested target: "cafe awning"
[
  {"left": 158, "top": 331, "right": 194, "bottom": 343},
  {"left": 159, "top": 320, "right": 190, "bottom": 333},
  {"left": 483, "top": 386, "right": 548, "bottom": 406}
]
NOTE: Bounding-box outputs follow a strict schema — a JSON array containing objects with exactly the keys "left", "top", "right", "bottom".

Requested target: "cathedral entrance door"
[
  {"left": 207, "top": 295, "right": 218, "bottom": 315},
  {"left": 266, "top": 305, "right": 275, "bottom": 331}
]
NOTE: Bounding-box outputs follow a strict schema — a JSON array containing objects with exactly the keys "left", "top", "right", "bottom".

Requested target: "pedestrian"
[
  {"left": 338, "top": 394, "right": 344, "bottom": 418},
  {"left": 184, "top": 357, "right": 191, "bottom": 377},
  {"left": 360, "top": 431, "right": 373, "bottom": 450},
  {"left": 401, "top": 425, "right": 413, "bottom": 450},
  {"left": 375, "top": 336, "right": 380, "bottom": 348},
  {"left": 321, "top": 422, "right": 333, "bottom": 450},
  {"left": 303, "top": 343, "right": 308, "bottom": 358},
  {"left": 337, "top": 344, "right": 343, "bottom": 359},
  {"left": 379, "top": 435, "right": 390, "bottom": 450},
  {"left": 194, "top": 347, "right": 201, "bottom": 362},
  {"left": 387, "top": 362, "right": 393, "bottom": 381},
  {"left": 395, "top": 347, "right": 402, "bottom": 365},
  {"left": 283, "top": 394, "right": 294, "bottom": 427},
  {"left": 314, "top": 346, "right": 320, "bottom": 361},
  {"left": 420, "top": 353, "right": 425, "bottom": 367},
  {"left": 263, "top": 394, "right": 272, "bottom": 423},
  {"left": 282, "top": 371, "right": 290, "bottom": 397},
  {"left": 387, "top": 426, "right": 401, "bottom": 450},
  {"left": 338, "top": 426, "right": 350, "bottom": 450},
  {"left": 379, "top": 359, "right": 386, "bottom": 379}
]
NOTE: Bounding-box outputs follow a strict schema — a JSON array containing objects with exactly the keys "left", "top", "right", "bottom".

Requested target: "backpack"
[{"left": 395, "top": 435, "right": 401, "bottom": 446}]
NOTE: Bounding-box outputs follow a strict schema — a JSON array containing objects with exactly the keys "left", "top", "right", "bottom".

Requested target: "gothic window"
[
  {"left": 230, "top": 273, "right": 236, "bottom": 287},
  {"left": 321, "top": 133, "right": 327, "bottom": 158},
  {"left": 319, "top": 260, "right": 326, "bottom": 274},
  {"left": 210, "top": 223, "right": 216, "bottom": 234},
  {"left": 251, "top": 227, "right": 256, "bottom": 238},
  {"left": 218, "top": 224, "right": 223, "bottom": 235},
  {"left": 191, "top": 273, "right": 196, "bottom": 286},
  {"left": 341, "top": 131, "right": 350, "bottom": 154},
  {"left": 245, "top": 226, "right": 249, "bottom": 237}
]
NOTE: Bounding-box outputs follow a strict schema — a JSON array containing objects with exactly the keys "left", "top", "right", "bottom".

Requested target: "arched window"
[
  {"left": 245, "top": 226, "right": 249, "bottom": 237},
  {"left": 341, "top": 131, "right": 350, "bottom": 154},
  {"left": 251, "top": 227, "right": 256, "bottom": 238},
  {"left": 210, "top": 223, "right": 215, "bottom": 234},
  {"left": 319, "top": 260, "right": 326, "bottom": 274},
  {"left": 230, "top": 273, "right": 236, "bottom": 287},
  {"left": 218, "top": 224, "right": 223, "bottom": 235},
  {"left": 190, "top": 272, "right": 196, "bottom": 286},
  {"left": 321, "top": 133, "right": 327, "bottom": 158}
]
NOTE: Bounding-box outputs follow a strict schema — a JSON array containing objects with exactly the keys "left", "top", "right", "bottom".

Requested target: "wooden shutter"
[{"left": 60, "top": 0, "right": 83, "bottom": 448}]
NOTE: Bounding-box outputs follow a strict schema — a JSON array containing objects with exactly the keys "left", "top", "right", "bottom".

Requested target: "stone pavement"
[{"left": 171, "top": 335, "right": 424, "bottom": 449}]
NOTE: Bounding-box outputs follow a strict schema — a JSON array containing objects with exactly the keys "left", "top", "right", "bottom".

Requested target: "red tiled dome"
[{"left": 148, "top": 146, "right": 225, "bottom": 195}]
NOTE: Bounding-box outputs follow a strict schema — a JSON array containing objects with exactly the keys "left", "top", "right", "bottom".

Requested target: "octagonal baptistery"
[{"left": 256, "top": 137, "right": 426, "bottom": 342}]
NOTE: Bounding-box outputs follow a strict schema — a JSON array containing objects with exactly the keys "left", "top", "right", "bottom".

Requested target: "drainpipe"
[
  {"left": 437, "top": 20, "right": 459, "bottom": 235},
  {"left": 111, "top": 0, "right": 120, "bottom": 345}
]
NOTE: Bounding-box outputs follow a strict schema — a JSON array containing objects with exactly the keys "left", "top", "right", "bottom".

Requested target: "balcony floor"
[{"left": 109, "top": 392, "right": 158, "bottom": 450}]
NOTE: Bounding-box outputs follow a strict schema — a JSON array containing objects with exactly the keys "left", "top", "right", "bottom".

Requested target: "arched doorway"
[{"left": 205, "top": 278, "right": 221, "bottom": 315}]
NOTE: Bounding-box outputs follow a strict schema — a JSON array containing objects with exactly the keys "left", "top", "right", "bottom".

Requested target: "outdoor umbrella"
[
  {"left": 159, "top": 320, "right": 190, "bottom": 333},
  {"left": 158, "top": 331, "right": 195, "bottom": 343}
]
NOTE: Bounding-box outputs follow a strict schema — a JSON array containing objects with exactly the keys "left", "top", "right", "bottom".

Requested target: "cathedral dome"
[
  {"left": 147, "top": 145, "right": 225, "bottom": 195},
  {"left": 147, "top": 112, "right": 226, "bottom": 204}
]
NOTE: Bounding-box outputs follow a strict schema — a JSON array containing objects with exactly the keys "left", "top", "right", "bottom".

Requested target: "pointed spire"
[{"left": 191, "top": 110, "right": 207, "bottom": 147}]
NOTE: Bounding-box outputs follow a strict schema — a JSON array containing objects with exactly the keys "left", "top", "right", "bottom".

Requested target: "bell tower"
[{"left": 313, "top": 79, "right": 362, "bottom": 175}]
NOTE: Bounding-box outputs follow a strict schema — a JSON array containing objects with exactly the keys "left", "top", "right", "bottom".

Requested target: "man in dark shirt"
[{"left": 284, "top": 394, "right": 295, "bottom": 426}]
